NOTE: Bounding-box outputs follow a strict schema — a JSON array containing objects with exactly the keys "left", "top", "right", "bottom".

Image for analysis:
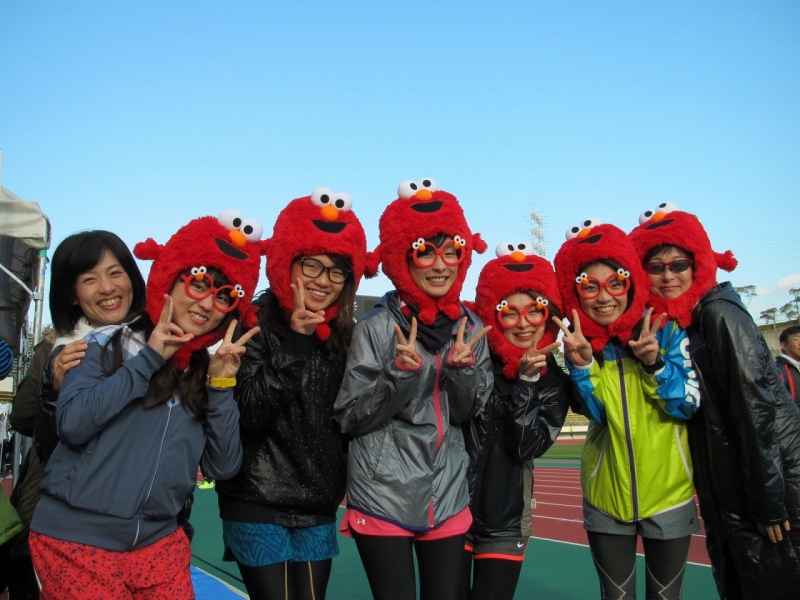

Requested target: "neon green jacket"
[{"left": 569, "top": 323, "right": 698, "bottom": 522}]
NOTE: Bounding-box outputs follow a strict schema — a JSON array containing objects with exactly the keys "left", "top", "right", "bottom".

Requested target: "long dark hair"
[
  {"left": 50, "top": 231, "right": 146, "bottom": 335},
  {"left": 102, "top": 267, "right": 236, "bottom": 420}
]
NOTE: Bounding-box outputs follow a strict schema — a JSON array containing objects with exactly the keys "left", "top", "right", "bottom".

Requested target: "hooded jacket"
[
  {"left": 463, "top": 354, "right": 571, "bottom": 539},
  {"left": 216, "top": 291, "right": 348, "bottom": 525},
  {"left": 333, "top": 291, "right": 493, "bottom": 530},
  {"left": 688, "top": 282, "right": 800, "bottom": 599},
  {"left": 776, "top": 354, "right": 800, "bottom": 404}
]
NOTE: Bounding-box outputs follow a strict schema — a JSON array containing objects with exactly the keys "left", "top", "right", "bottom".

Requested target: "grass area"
[{"left": 541, "top": 442, "right": 584, "bottom": 459}]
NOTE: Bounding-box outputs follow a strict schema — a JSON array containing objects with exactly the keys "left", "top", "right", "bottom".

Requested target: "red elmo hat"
[
  {"left": 368, "top": 178, "right": 487, "bottom": 324},
  {"left": 628, "top": 203, "right": 737, "bottom": 328},
  {"left": 472, "top": 242, "right": 562, "bottom": 379},
  {"left": 263, "top": 188, "right": 373, "bottom": 341},
  {"left": 554, "top": 219, "right": 648, "bottom": 353},
  {"left": 134, "top": 211, "right": 268, "bottom": 369}
]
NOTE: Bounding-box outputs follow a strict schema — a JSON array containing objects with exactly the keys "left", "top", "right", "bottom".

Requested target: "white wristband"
[{"left": 518, "top": 373, "right": 541, "bottom": 382}]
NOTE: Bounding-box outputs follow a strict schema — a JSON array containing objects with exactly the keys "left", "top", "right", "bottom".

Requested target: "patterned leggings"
[{"left": 30, "top": 528, "right": 194, "bottom": 600}]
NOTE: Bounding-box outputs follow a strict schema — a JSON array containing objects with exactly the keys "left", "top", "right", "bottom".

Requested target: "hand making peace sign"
[
  {"left": 208, "top": 320, "right": 260, "bottom": 379},
  {"left": 394, "top": 317, "right": 422, "bottom": 369},
  {"left": 552, "top": 310, "right": 593, "bottom": 367},
  {"left": 447, "top": 317, "right": 491, "bottom": 368},
  {"left": 290, "top": 278, "right": 326, "bottom": 335},
  {"left": 147, "top": 295, "right": 195, "bottom": 360},
  {"left": 518, "top": 327, "right": 562, "bottom": 377},
  {"left": 628, "top": 308, "right": 667, "bottom": 367}
]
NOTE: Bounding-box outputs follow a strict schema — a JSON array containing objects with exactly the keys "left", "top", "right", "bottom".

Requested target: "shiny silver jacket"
[{"left": 334, "top": 291, "right": 493, "bottom": 530}]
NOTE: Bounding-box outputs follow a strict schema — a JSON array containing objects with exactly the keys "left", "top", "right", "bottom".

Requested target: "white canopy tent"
[{"left": 0, "top": 154, "right": 51, "bottom": 371}]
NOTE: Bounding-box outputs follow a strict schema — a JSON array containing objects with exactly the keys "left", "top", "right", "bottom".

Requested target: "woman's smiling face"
[{"left": 577, "top": 262, "right": 629, "bottom": 326}]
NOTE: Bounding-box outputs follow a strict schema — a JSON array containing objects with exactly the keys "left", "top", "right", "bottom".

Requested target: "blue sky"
[{"left": 2, "top": 1, "right": 798, "bottom": 326}]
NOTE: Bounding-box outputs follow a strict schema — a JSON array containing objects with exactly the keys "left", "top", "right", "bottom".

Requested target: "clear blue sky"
[{"left": 2, "top": 1, "right": 798, "bottom": 326}]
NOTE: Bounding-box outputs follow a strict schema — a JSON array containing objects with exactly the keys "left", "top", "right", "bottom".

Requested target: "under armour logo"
[
  {"left": 517, "top": 542, "right": 525, "bottom": 548},
  {"left": 356, "top": 518, "right": 366, "bottom": 525}
]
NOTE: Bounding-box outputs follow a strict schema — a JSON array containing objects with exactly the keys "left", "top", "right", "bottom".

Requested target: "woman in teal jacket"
[{"left": 553, "top": 219, "right": 700, "bottom": 600}]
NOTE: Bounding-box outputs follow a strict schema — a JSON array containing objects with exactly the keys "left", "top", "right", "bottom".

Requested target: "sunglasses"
[{"left": 644, "top": 259, "right": 693, "bottom": 275}]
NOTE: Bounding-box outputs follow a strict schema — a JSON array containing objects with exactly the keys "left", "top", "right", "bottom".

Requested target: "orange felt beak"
[
  {"left": 321, "top": 205, "right": 339, "bottom": 221},
  {"left": 576, "top": 228, "right": 592, "bottom": 239},
  {"left": 414, "top": 189, "right": 433, "bottom": 201},
  {"left": 651, "top": 211, "right": 667, "bottom": 222},
  {"left": 229, "top": 230, "right": 247, "bottom": 247},
  {"left": 510, "top": 251, "right": 525, "bottom": 262}
]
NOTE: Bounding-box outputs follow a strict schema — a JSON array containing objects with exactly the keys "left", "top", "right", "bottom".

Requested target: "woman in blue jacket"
[{"left": 29, "top": 211, "right": 265, "bottom": 600}]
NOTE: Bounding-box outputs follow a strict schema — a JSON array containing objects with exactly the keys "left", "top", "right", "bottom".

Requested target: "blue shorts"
[{"left": 222, "top": 520, "right": 339, "bottom": 567}]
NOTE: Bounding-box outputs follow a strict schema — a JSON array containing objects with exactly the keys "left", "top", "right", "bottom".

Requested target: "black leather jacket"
[
  {"left": 688, "top": 282, "right": 800, "bottom": 599},
  {"left": 463, "top": 354, "right": 572, "bottom": 539},
  {"left": 34, "top": 345, "right": 63, "bottom": 465},
  {"left": 216, "top": 291, "right": 348, "bottom": 526}
]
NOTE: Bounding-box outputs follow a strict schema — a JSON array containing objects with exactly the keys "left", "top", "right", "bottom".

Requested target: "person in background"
[
  {"left": 554, "top": 219, "right": 700, "bottom": 600},
  {"left": 630, "top": 204, "right": 800, "bottom": 599},
  {"left": 0, "top": 340, "right": 12, "bottom": 380},
  {"left": 29, "top": 211, "right": 265, "bottom": 599},
  {"left": 458, "top": 242, "right": 572, "bottom": 600},
  {"left": 777, "top": 325, "right": 800, "bottom": 404},
  {"left": 334, "top": 179, "right": 492, "bottom": 600},
  {"left": 216, "top": 189, "right": 371, "bottom": 600},
  {"left": 4, "top": 232, "right": 146, "bottom": 600}
]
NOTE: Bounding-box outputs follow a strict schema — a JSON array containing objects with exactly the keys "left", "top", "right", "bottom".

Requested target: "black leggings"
[
  {"left": 237, "top": 559, "right": 332, "bottom": 600},
  {"left": 587, "top": 532, "right": 692, "bottom": 600},
  {"left": 352, "top": 532, "right": 465, "bottom": 600},
  {"left": 458, "top": 549, "right": 523, "bottom": 600}
]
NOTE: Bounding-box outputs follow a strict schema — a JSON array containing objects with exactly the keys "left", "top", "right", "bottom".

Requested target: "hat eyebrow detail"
[
  {"left": 646, "top": 219, "right": 674, "bottom": 230},
  {"left": 215, "top": 238, "right": 249, "bottom": 260},
  {"left": 312, "top": 220, "right": 348, "bottom": 234},
  {"left": 503, "top": 263, "right": 534, "bottom": 272},
  {"left": 410, "top": 201, "right": 442, "bottom": 213}
]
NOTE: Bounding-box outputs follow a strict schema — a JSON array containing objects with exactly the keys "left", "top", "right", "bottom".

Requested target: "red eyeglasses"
[
  {"left": 409, "top": 238, "right": 466, "bottom": 268},
  {"left": 181, "top": 270, "right": 244, "bottom": 313},
  {"left": 496, "top": 299, "right": 549, "bottom": 329},
  {"left": 575, "top": 271, "right": 630, "bottom": 300}
]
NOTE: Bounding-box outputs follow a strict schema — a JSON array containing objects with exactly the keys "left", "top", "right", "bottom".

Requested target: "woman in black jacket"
[
  {"left": 630, "top": 205, "right": 800, "bottom": 600},
  {"left": 459, "top": 243, "right": 572, "bottom": 600},
  {"left": 215, "top": 189, "right": 370, "bottom": 600}
]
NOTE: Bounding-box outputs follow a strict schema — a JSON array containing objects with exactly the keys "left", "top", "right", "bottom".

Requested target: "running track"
[{"left": 533, "top": 459, "right": 711, "bottom": 566}]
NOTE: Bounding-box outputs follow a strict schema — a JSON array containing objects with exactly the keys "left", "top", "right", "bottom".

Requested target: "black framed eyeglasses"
[{"left": 296, "top": 258, "right": 350, "bottom": 284}]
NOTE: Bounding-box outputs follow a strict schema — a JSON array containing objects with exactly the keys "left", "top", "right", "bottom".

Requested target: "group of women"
[{"left": 3, "top": 181, "right": 799, "bottom": 600}]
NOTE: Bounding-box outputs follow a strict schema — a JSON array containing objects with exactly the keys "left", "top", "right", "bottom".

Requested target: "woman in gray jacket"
[{"left": 334, "top": 179, "right": 493, "bottom": 600}]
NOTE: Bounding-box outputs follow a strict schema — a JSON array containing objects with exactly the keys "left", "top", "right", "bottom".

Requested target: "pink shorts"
[{"left": 340, "top": 506, "right": 472, "bottom": 541}]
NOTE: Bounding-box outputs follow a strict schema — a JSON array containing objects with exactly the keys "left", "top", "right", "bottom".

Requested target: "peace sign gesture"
[
  {"left": 628, "top": 308, "right": 667, "bottom": 367},
  {"left": 448, "top": 317, "right": 491, "bottom": 368},
  {"left": 290, "top": 278, "right": 326, "bottom": 335},
  {"left": 518, "top": 327, "right": 561, "bottom": 377},
  {"left": 552, "top": 310, "right": 593, "bottom": 367},
  {"left": 146, "top": 295, "right": 195, "bottom": 360},
  {"left": 394, "top": 317, "right": 422, "bottom": 369},
  {"left": 208, "top": 320, "right": 260, "bottom": 378}
]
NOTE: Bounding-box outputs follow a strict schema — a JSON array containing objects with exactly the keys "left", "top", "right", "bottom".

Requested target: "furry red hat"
[
  {"left": 263, "top": 188, "right": 373, "bottom": 341},
  {"left": 472, "top": 242, "right": 562, "bottom": 379},
  {"left": 369, "top": 178, "right": 488, "bottom": 324},
  {"left": 134, "top": 211, "right": 268, "bottom": 369},
  {"left": 628, "top": 203, "right": 737, "bottom": 328},
  {"left": 554, "top": 219, "right": 648, "bottom": 353}
]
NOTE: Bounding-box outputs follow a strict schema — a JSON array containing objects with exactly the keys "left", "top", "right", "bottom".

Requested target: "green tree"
[
  {"left": 760, "top": 308, "right": 778, "bottom": 329},
  {"left": 734, "top": 285, "right": 758, "bottom": 306},
  {"left": 789, "top": 287, "right": 800, "bottom": 324},
  {"left": 780, "top": 301, "right": 799, "bottom": 324}
]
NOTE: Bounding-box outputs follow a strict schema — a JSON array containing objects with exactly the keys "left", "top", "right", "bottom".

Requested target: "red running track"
[{"left": 532, "top": 460, "right": 710, "bottom": 566}]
